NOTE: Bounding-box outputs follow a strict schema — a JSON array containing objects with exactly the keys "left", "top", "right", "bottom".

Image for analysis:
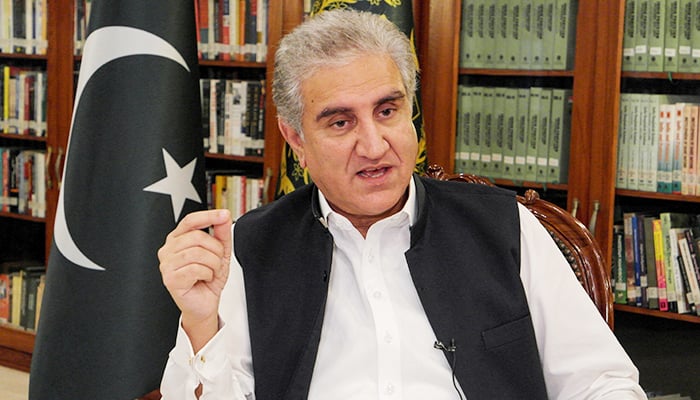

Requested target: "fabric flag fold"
[
  {"left": 29, "top": 1, "right": 205, "bottom": 399},
  {"left": 275, "top": 0, "right": 427, "bottom": 197}
]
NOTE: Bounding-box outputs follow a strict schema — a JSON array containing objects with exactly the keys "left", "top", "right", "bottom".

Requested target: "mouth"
[{"left": 358, "top": 166, "right": 389, "bottom": 178}]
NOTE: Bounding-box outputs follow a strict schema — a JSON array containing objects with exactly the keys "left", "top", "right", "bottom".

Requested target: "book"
[
  {"left": 547, "top": 88, "right": 572, "bottom": 183},
  {"left": 634, "top": 0, "right": 651, "bottom": 71},
  {"left": 664, "top": 0, "right": 681, "bottom": 71},
  {"left": 483, "top": 0, "right": 497, "bottom": 66},
  {"left": 494, "top": 0, "right": 509, "bottom": 68},
  {"left": 677, "top": 229, "right": 700, "bottom": 315},
  {"left": 552, "top": 0, "right": 578, "bottom": 70},
  {"left": 473, "top": 0, "right": 487, "bottom": 68},
  {"left": 660, "top": 211, "right": 692, "bottom": 312},
  {"left": 469, "top": 86, "right": 484, "bottom": 174},
  {"left": 0, "top": 273, "right": 9, "bottom": 322},
  {"left": 520, "top": 0, "right": 534, "bottom": 68},
  {"left": 513, "top": 87, "right": 531, "bottom": 179},
  {"left": 525, "top": 86, "right": 542, "bottom": 182},
  {"left": 677, "top": 0, "right": 694, "bottom": 72},
  {"left": 455, "top": 85, "right": 471, "bottom": 173},
  {"left": 647, "top": 0, "right": 666, "bottom": 72},
  {"left": 490, "top": 87, "right": 507, "bottom": 178},
  {"left": 652, "top": 218, "right": 670, "bottom": 311},
  {"left": 691, "top": 0, "right": 700, "bottom": 72},
  {"left": 479, "top": 86, "right": 495, "bottom": 177},
  {"left": 506, "top": 0, "right": 521, "bottom": 68},
  {"left": 623, "top": 212, "right": 642, "bottom": 306},
  {"left": 644, "top": 215, "right": 660, "bottom": 309},
  {"left": 622, "top": 0, "right": 639, "bottom": 71},
  {"left": 530, "top": 0, "right": 546, "bottom": 69},
  {"left": 536, "top": 87, "right": 553, "bottom": 182},
  {"left": 613, "top": 224, "right": 628, "bottom": 304},
  {"left": 501, "top": 88, "right": 518, "bottom": 179},
  {"left": 617, "top": 94, "right": 631, "bottom": 189},
  {"left": 459, "top": 0, "right": 476, "bottom": 67}
]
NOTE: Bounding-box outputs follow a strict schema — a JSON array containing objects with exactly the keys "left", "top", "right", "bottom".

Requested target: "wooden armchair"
[{"left": 425, "top": 165, "right": 614, "bottom": 329}]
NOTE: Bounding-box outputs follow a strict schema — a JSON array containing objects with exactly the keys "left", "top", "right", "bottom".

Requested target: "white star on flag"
[{"left": 144, "top": 148, "right": 202, "bottom": 222}]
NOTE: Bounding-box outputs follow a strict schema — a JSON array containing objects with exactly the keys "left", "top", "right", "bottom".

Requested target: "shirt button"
[
  {"left": 384, "top": 333, "right": 393, "bottom": 343},
  {"left": 373, "top": 290, "right": 382, "bottom": 299},
  {"left": 368, "top": 254, "right": 375, "bottom": 263},
  {"left": 385, "top": 383, "right": 394, "bottom": 395}
]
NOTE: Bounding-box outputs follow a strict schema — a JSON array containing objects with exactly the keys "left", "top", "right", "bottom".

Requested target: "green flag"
[{"left": 275, "top": 0, "right": 427, "bottom": 198}]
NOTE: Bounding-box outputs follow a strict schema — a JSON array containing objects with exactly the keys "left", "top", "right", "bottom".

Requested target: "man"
[{"left": 158, "top": 9, "right": 647, "bottom": 399}]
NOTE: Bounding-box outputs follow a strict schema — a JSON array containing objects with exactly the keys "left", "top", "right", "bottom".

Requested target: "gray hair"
[{"left": 272, "top": 9, "right": 418, "bottom": 134}]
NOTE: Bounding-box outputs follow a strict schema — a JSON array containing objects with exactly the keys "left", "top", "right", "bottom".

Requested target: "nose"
[{"left": 354, "top": 120, "right": 389, "bottom": 159}]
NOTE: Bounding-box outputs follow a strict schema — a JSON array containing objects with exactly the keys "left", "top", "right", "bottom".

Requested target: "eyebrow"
[{"left": 314, "top": 90, "right": 406, "bottom": 122}]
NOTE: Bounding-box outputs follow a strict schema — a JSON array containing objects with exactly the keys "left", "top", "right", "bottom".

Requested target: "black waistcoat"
[{"left": 233, "top": 176, "right": 548, "bottom": 399}]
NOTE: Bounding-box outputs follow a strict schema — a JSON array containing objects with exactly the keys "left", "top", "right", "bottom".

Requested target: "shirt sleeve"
[
  {"left": 159, "top": 227, "right": 255, "bottom": 400},
  {"left": 517, "top": 204, "right": 648, "bottom": 400}
]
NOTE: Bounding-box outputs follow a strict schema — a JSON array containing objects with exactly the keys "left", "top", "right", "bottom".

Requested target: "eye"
[
  {"left": 332, "top": 119, "right": 349, "bottom": 128},
  {"left": 377, "top": 106, "right": 397, "bottom": 119}
]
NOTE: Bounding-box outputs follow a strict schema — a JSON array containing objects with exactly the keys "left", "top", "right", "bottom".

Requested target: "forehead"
[{"left": 300, "top": 54, "right": 405, "bottom": 112}]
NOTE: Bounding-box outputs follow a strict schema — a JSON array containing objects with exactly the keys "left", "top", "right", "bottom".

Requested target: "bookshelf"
[
  {"left": 0, "top": 1, "right": 301, "bottom": 373},
  {"left": 421, "top": 0, "right": 700, "bottom": 396}
]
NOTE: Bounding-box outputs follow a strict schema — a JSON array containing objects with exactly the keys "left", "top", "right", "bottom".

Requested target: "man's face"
[{"left": 281, "top": 54, "right": 418, "bottom": 222}]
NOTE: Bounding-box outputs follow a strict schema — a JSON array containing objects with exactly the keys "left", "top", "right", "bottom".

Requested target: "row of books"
[
  {"left": 0, "top": 147, "right": 46, "bottom": 217},
  {"left": 616, "top": 93, "right": 700, "bottom": 194},
  {"left": 455, "top": 85, "right": 572, "bottom": 183},
  {"left": 201, "top": 77, "right": 265, "bottom": 157},
  {"left": 0, "top": 0, "right": 47, "bottom": 55},
  {"left": 459, "top": 0, "right": 578, "bottom": 70},
  {"left": 622, "top": 0, "right": 700, "bottom": 73},
  {"left": 613, "top": 211, "right": 700, "bottom": 316},
  {"left": 1, "top": 65, "right": 46, "bottom": 137},
  {"left": 75, "top": 0, "right": 269, "bottom": 62},
  {"left": 0, "top": 265, "right": 45, "bottom": 331},
  {"left": 206, "top": 171, "right": 265, "bottom": 222}
]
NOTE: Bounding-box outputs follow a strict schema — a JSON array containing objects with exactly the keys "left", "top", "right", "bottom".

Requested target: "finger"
[
  {"left": 169, "top": 209, "right": 231, "bottom": 239},
  {"left": 211, "top": 213, "right": 232, "bottom": 263},
  {"left": 162, "top": 263, "right": 215, "bottom": 291}
]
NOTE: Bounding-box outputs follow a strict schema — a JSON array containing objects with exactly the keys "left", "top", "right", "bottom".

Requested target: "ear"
[{"left": 278, "top": 119, "right": 307, "bottom": 168}]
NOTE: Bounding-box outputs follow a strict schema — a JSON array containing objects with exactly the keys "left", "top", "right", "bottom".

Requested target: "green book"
[
  {"left": 542, "top": 0, "right": 557, "bottom": 70},
  {"left": 479, "top": 87, "right": 496, "bottom": 177},
  {"left": 520, "top": 0, "right": 535, "bottom": 68},
  {"left": 491, "top": 87, "right": 507, "bottom": 178},
  {"left": 502, "top": 88, "right": 519, "bottom": 179},
  {"left": 469, "top": 86, "right": 484, "bottom": 174},
  {"left": 455, "top": 85, "right": 472, "bottom": 173},
  {"left": 634, "top": 0, "right": 651, "bottom": 71},
  {"left": 647, "top": 0, "right": 667, "bottom": 72},
  {"left": 536, "top": 88, "right": 553, "bottom": 182},
  {"left": 547, "top": 88, "right": 572, "bottom": 183},
  {"left": 659, "top": 211, "right": 692, "bottom": 313},
  {"left": 473, "top": 0, "right": 487, "bottom": 68},
  {"left": 622, "top": 0, "right": 639, "bottom": 71},
  {"left": 627, "top": 93, "right": 643, "bottom": 190},
  {"left": 678, "top": 0, "right": 694, "bottom": 71},
  {"left": 613, "top": 224, "right": 628, "bottom": 304},
  {"left": 514, "top": 88, "right": 531, "bottom": 178},
  {"left": 552, "top": 0, "right": 578, "bottom": 70},
  {"left": 525, "top": 86, "right": 542, "bottom": 182},
  {"left": 459, "top": 0, "right": 477, "bottom": 68},
  {"left": 484, "top": 1, "right": 498, "bottom": 67},
  {"left": 495, "top": 0, "right": 510, "bottom": 68},
  {"left": 640, "top": 94, "right": 661, "bottom": 192},
  {"left": 664, "top": 0, "right": 681, "bottom": 72},
  {"left": 531, "top": 0, "right": 546, "bottom": 69},
  {"left": 690, "top": 0, "right": 700, "bottom": 72},
  {"left": 506, "top": 1, "right": 522, "bottom": 68},
  {"left": 617, "top": 94, "right": 631, "bottom": 189}
]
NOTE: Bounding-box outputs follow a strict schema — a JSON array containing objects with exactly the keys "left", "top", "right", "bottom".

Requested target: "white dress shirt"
[{"left": 160, "top": 178, "right": 647, "bottom": 399}]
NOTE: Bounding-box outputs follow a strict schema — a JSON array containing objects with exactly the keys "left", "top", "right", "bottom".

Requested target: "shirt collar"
[{"left": 317, "top": 176, "right": 418, "bottom": 228}]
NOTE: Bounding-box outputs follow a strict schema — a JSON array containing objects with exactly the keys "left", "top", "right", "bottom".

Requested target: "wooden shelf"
[
  {"left": 0, "top": 211, "right": 45, "bottom": 223},
  {"left": 459, "top": 68, "right": 575, "bottom": 77},
  {"left": 0, "top": 133, "right": 47, "bottom": 143},
  {"left": 0, "top": 324, "right": 34, "bottom": 372},
  {"left": 614, "top": 304, "right": 700, "bottom": 324},
  {"left": 616, "top": 188, "right": 700, "bottom": 203}
]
